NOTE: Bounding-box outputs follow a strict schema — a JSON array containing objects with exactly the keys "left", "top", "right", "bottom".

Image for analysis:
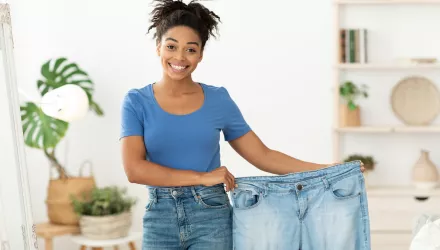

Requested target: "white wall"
[{"left": 3, "top": 0, "right": 440, "bottom": 249}]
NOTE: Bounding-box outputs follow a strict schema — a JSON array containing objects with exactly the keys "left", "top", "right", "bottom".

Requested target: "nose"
[{"left": 175, "top": 50, "right": 185, "bottom": 61}]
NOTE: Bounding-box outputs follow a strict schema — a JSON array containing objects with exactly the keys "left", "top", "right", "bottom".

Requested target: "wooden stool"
[
  {"left": 70, "top": 232, "right": 142, "bottom": 250},
  {"left": 36, "top": 223, "right": 81, "bottom": 250}
]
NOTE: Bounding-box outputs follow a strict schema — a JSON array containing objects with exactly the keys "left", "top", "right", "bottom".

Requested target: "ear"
[
  {"left": 156, "top": 42, "right": 161, "bottom": 56},
  {"left": 198, "top": 50, "right": 203, "bottom": 63}
]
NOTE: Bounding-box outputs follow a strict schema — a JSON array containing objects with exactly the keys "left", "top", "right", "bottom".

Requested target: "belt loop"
[
  {"left": 191, "top": 186, "right": 200, "bottom": 202},
  {"left": 150, "top": 188, "right": 157, "bottom": 203},
  {"left": 322, "top": 176, "right": 330, "bottom": 190}
]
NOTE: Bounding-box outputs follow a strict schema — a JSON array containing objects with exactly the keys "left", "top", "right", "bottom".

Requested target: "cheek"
[{"left": 188, "top": 55, "right": 202, "bottom": 65}]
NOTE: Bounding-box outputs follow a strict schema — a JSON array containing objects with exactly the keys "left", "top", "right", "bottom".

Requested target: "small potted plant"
[
  {"left": 344, "top": 154, "right": 376, "bottom": 187},
  {"left": 71, "top": 186, "right": 137, "bottom": 240},
  {"left": 339, "top": 81, "right": 368, "bottom": 127}
]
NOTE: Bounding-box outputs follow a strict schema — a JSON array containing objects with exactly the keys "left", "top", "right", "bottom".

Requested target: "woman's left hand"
[{"left": 325, "top": 162, "right": 365, "bottom": 173}]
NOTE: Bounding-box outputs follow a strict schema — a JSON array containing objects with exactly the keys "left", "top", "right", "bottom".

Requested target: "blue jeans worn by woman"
[{"left": 142, "top": 184, "right": 232, "bottom": 250}]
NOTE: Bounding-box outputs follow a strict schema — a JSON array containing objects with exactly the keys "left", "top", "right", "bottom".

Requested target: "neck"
[{"left": 157, "top": 74, "right": 197, "bottom": 95}]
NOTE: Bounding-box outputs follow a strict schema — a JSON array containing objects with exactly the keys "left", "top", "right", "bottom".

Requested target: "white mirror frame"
[{"left": 0, "top": 3, "right": 38, "bottom": 250}]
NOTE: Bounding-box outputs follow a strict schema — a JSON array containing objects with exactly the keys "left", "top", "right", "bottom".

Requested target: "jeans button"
[
  {"left": 297, "top": 184, "right": 303, "bottom": 191},
  {"left": 172, "top": 190, "right": 178, "bottom": 196}
]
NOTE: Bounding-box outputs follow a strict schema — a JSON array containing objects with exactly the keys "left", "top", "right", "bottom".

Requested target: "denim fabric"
[
  {"left": 143, "top": 184, "right": 232, "bottom": 250},
  {"left": 231, "top": 161, "right": 371, "bottom": 250}
]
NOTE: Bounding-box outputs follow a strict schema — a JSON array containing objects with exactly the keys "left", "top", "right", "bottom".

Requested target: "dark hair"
[{"left": 147, "top": 0, "right": 221, "bottom": 49}]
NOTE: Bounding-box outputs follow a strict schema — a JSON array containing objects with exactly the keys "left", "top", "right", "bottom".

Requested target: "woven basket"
[
  {"left": 46, "top": 161, "right": 96, "bottom": 225},
  {"left": 79, "top": 211, "right": 132, "bottom": 240}
]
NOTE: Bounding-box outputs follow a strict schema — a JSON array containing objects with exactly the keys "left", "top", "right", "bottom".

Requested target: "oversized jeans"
[{"left": 231, "top": 161, "right": 371, "bottom": 250}]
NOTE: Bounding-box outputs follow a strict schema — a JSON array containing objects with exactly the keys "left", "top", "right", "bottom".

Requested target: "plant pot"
[
  {"left": 412, "top": 150, "right": 439, "bottom": 190},
  {"left": 339, "top": 104, "right": 361, "bottom": 127},
  {"left": 79, "top": 212, "right": 132, "bottom": 240},
  {"left": 46, "top": 176, "right": 96, "bottom": 225}
]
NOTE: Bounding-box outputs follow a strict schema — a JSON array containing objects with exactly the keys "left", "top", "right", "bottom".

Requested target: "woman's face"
[{"left": 157, "top": 26, "right": 203, "bottom": 81}]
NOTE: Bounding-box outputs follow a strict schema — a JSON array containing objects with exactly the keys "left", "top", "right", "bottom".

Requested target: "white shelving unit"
[
  {"left": 332, "top": 0, "right": 440, "bottom": 161},
  {"left": 333, "top": 2, "right": 440, "bottom": 249}
]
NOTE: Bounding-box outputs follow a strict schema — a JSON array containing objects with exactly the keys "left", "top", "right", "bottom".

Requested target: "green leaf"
[
  {"left": 20, "top": 102, "right": 68, "bottom": 149},
  {"left": 348, "top": 101, "right": 357, "bottom": 110},
  {"left": 36, "top": 57, "right": 103, "bottom": 114}
]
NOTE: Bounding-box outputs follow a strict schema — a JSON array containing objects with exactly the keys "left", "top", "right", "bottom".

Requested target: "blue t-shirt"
[{"left": 120, "top": 83, "right": 251, "bottom": 172}]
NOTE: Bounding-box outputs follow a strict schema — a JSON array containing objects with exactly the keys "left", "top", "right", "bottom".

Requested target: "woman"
[{"left": 120, "top": 0, "right": 364, "bottom": 249}]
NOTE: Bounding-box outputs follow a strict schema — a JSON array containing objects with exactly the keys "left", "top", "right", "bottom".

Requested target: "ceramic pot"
[{"left": 412, "top": 150, "right": 439, "bottom": 189}]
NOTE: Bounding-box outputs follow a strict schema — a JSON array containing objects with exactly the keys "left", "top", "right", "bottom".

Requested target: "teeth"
[{"left": 170, "top": 64, "right": 186, "bottom": 70}]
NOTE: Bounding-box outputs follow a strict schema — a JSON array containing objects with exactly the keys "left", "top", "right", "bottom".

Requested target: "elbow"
[{"left": 123, "top": 163, "right": 139, "bottom": 184}]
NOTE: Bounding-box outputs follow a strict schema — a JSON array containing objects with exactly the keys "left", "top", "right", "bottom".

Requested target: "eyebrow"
[{"left": 165, "top": 37, "right": 200, "bottom": 47}]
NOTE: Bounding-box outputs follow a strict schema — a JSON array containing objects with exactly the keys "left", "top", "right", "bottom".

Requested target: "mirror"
[{"left": 0, "top": 3, "right": 38, "bottom": 250}]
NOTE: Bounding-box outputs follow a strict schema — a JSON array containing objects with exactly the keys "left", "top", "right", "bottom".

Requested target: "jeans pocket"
[
  {"left": 198, "top": 191, "right": 229, "bottom": 209},
  {"left": 330, "top": 173, "right": 362, "bottom": 201},
  {"left": 145, "top": 199, "right": 156, "bottom": 211},
  {"left": 232, "top": 187, "right": 263, "bottom": 210}
]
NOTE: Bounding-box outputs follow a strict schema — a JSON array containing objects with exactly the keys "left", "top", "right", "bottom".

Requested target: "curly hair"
[{"left": 147, "top": 0, "right": 221, "bottom": 49}]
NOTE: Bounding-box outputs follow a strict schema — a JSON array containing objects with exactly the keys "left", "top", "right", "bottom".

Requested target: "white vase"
[{"left": 412, "top": 150, "right": 439, "bottom": 190}]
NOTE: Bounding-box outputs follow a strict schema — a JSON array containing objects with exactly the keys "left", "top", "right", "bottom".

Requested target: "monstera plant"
[{"left": 20, "top": 57, "right": 104, "bottom": 179}]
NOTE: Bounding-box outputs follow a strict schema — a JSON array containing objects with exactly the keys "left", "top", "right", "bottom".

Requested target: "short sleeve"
[
  {"left": 120, "top": 90, "right": 144, "bottom": 139},
  {"left": 220, "top": 87, "right": 251, "bottom": 141}
]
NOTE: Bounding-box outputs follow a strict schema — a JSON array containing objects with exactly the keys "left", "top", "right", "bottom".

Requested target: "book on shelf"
[{"left": 340, "top": 28, "right": 368, "bottom": 64}]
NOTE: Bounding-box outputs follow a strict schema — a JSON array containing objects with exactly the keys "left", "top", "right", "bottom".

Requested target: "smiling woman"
[{"left": 119, "top": 0, "right": 352, "bottom": 249}]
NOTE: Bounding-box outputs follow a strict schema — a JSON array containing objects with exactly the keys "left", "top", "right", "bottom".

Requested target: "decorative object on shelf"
[
  {"left": 339, "top": 81, "right": 368, "bottom": 127},
  {"left": 412, "top": 150, "right": 439, "bottom": 190},
  {"left": 72, "top": 186, "right": 137, "bottom": 240},
  {"left": 343, "top": 154, "right": 376, "bottom": 187},
  {"left": 410, "top": 57, "right": 437, "bottom": 64},
  {"left": 19, "top": 57, "right": 104, "bottom": 225},
  {"left": 391, "top": 76, "right": 440, "bottom": 126}
]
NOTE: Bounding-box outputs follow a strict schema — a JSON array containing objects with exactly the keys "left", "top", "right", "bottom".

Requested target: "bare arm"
[
  {"left": 229, "top": 131, "right": 360, "bottom": 175},
  {"left": 121, "top": 136, "right": 236, "bottom": 190}
]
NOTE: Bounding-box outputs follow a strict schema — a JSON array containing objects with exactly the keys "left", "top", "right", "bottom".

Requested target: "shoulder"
[
  {"left": 201, "top": 83, "right": 233, "bottom": 102},
  {"left": 122, "top": 84, "right": 155, "bottom": 107}
]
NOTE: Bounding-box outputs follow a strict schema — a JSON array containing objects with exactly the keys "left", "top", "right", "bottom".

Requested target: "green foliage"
[
  {"left": 37, "top": 57, "right": 104, "bottom": 115},
  {"left": 343, "top": 154, "right": 376, "bottom": 170},
  {"left": 20, "top": 57, "right": 104, "bottom": 178},
  {"left": 20, "top": 102, "right": 68, "bottom": 149},
  {"left": 339, "top": 81, "right": 369, "bottom": 110},
  {"left": 71, "top": 186, "right": 137, "bottom": 217}
]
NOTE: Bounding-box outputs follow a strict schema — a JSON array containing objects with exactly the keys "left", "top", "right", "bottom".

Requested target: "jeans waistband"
[
  {"left": 147, "top": 183, "right": 225, "bottom": 200},
  {"left": 234, "top": 160, "right": 362, "bottom": 192}
]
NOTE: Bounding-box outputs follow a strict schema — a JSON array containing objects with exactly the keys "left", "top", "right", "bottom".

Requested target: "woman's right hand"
[{"left": 200, "top": 166, "right": 236, "bottom": 192}]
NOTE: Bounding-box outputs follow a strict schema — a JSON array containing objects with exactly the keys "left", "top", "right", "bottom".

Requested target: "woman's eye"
[
  {"left": 188, "top": 48, "right": 196, "bottom": 53},
  {"left": 166, "top": 45, "right": 175, "bottom": 50}
]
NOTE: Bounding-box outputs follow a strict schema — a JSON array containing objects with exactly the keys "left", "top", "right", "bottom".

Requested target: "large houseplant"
[
  {"left": 72, "top": 186, "right": 137, "bottom": 239},
  {"left": 339, "top": 81, "right": 368, "bottom": 127},
  {"left": 20, "top": 57, "right": 104, "bottom": 224}
]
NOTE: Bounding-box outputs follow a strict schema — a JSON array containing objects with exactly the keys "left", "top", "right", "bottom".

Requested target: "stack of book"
[{"left": 340, "top": 29, "right": 368, "bottom": 64}]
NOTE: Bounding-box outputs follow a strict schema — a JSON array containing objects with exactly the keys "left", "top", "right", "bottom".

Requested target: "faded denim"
[
  {"left": 231, "top": 161, "right": 371, "bottom": 250},
  {"left": 143, "top": 184, "right": 232, "bottom": 250}
]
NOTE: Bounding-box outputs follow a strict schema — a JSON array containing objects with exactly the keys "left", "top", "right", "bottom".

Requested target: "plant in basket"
[
  {"left": 20, "top": 57, "right": 104, "bottom": 225},
  {"left": 71, "top": 186, "right": 137, "bottom": 240}
]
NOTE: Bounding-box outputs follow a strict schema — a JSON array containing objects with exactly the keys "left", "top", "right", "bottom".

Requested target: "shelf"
[
  {"left": 336, "top": 0, "right": 440, "bottom": 5},
  {"left": 336, "top": 63, "right": 440, "bottom": 70},
  {"left": 335, "top": 126, "right": 440, "bottom": 133},
  {"left": 367, "top": 186, "right": 440, "bottom": 197}
]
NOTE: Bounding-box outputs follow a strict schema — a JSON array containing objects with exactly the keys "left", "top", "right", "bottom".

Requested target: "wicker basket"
[
  {"left": 46, "top": 162, "right": 96, "bottom": 225},
  {"left": 79, "top": 211, "right": 132, "bottom": 240}
]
